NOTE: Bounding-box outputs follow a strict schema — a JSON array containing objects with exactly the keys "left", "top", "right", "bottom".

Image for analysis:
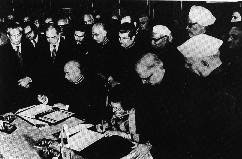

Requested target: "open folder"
[
  {"left": 16, "top": 104, "right": 74, "bottom": 126},
  {"left": 67, "top": 127, "right": 104, "bottom": 152}
]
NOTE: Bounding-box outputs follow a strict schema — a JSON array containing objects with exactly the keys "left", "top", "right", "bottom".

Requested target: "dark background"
[{"left": 0, "top": 0, "right": 241, "bottom": 21}]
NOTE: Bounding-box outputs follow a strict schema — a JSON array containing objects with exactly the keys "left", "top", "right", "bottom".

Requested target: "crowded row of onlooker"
[{"left": 1, "top": 4, "right": 242, "bottom": 158}]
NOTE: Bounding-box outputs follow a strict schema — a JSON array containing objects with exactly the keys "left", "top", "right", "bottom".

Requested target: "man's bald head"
[
  {"left": 65, "top": 60, "right": 80, "bottom": 70},
  {"left": 64, "top": 60, "right": 84, "bottom": 84},
  {"left": 136, "top": 53, "right": 165, "bottom": 85}
]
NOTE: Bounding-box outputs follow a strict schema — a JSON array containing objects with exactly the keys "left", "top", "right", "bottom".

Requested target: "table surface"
[{"left": 0, "top": 115, "right": 102, "bottom": 159}]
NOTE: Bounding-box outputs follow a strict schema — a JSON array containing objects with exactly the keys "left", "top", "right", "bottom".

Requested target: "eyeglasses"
[
  {"left": 151, "top": 35, "right": 167, "bottom": 43},
  {"left": 10, "top": 33, "right": 22, "bottom": 38},
  {"left": 74, "top": 34, "right": 85, "bottom": 38},
  {"left": 187, "top": 22, "right": 197, "bottom": 28},
  {"left": 25, "top": 30, "right": 33, "bottom": 36},
  {"left": 229, "top": 34, "right": 239, "bottom": 40}
]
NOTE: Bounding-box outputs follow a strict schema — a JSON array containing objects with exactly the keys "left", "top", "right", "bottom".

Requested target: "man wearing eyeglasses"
[
  {"left": 177, "top": 6, "right": 242, "bottom": 158},
  {"left": 151, "top": 25, "right": 172, "bottom": 50},
  {"left": 134, "top": 52, "right": 184, "bottom": 158},
  {"left": 186, "top": 5, "right": 216, "bottom": 38},
  {"left": 23, "top": 22, "right": 45, "bottom": 49},
  {"left": 151, "top": 25, "right": 185, "bottom": 87}
]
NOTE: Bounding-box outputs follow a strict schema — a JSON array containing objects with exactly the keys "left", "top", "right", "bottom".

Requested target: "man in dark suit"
[
  {"left": 90, "top": 22, "right": 119, "bottom": 81},
  {"left": 47, "top": 60, "right": 107, "bottom": 122},
  {"left": 23, "top": 21, "right": 45, "bottom": 49},
  {"left": 0, "top": 22, "right": 34, "bottom": 113},
  {"left": 114, "top": 23, "right": 144, "bottom": 88},
  {"left": 34, "top": 23, "right": 71, "bottom": 99},
  {"left": 23, "top": 22, "right": 46, "bottom": 79},
  {"left": 134, "top": 53, "right": 183, "bottom": 159},
  {"left": 70, "top": 23, "right": 90, "bottom": 63}
]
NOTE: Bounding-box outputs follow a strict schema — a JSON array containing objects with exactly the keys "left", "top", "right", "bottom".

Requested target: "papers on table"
[
  {"left": 53, "top": 123, "right": 94, "bottom": 138},
  {"left": 37, "top": 110, "right": 74, "bottom": 124},
  {"left": 17, "top": 104, "right": 52, "bottom": 118},
  {"left": 68, "top": 123, "right": 93, "bottom": 136},
  {"left": 16, "top": 104, "right": 74, "bottom": 126},
  {"left": 18, "top": 115, "right": 49, "bottom": 127},
  {"left": 68, "top": 128, "right": 104, "bottom": 151}
]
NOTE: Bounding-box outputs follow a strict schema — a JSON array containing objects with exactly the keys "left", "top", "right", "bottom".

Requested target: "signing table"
[{"left": 0, "top": 104, "right": 133, "bottom": 159}]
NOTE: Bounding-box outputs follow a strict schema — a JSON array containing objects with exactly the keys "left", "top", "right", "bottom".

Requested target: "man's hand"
[
  {"left": 96, "top": 124, "right": 103, "bottom": 133},
  {"left": 0, "top": 120, "right": 5, "bottom": 130},
  {"left": 37, "top": 94, "right": 48, "bottom": 105},
  {"left": 18, "top": 76, "right": 32, "bottom": 88},
  {"left": 128, "top": 143, "right": 152, "bottom": 159},
  {"left": 96, "top": 121, "right": 109, "bottom": 133}
]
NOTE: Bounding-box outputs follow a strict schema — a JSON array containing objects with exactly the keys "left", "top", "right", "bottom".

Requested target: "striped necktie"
[
  {"left": 52, "top": 45, "right": 56, "bottom": 62},
  {"left": 16, "top": 45, "right": 23, "bottom": 65}
]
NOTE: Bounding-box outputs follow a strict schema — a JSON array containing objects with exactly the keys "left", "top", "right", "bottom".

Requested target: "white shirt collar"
[
  {"left": 50, "top": 37, "right": 60, "bottom": 52},
  {"left": 11, "top": 43, "right": 21, "bottom": 53},
  {"left": 32, "top": 35, "right": 39, "bottom": 46}
]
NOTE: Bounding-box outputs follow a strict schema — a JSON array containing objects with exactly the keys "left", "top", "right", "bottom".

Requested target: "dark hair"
[
  {"left": 45, "top": 23, "right": 61, "bottom": 34},
  {"left": 109, "top": 85, "right": 131, "bottom": 110},
  {"left": 119, "top": 22, "right": 136, "bottom": 38},
  {"left": 73, "top": 22, "right": 87, "bottom": 33},
  {"left": 138, "top": 13, "right": 149, "bottom": 19},
  {"left": 92, "top": 22, "right": 107, "bottom": 32},
  {"left": 23, "top": 21, "right": 38, "bottom": 33},
  {"left": 6, "top": 21, "right": 23, "bottom": 34}
]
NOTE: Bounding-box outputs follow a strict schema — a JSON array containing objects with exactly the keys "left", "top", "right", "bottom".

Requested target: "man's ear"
[
  {"left": 131, "top": 35, "right": 135, "bottom": 41},
  {"left": 103, "top": 30, "right": 107, "bottom": 37}
]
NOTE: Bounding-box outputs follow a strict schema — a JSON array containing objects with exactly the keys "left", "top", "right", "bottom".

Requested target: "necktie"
[
  {"left": 32, "top": 40, "right": 36, "bottom": 47},
  {"left": 52, "top": 45, "right": 56, "bottom": 63},
  {"left": 16, "top": 45, "right": 23, "bottom": 65}
]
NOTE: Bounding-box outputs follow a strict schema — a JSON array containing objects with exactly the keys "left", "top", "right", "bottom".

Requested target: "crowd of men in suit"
[{"left": 1, "top": 4, "right": 242, "bottom": 158}]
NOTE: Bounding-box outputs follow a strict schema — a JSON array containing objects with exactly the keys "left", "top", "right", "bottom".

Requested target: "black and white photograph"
[{"left": 0, "top": 0, "right": 242, "bottom": 158}]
